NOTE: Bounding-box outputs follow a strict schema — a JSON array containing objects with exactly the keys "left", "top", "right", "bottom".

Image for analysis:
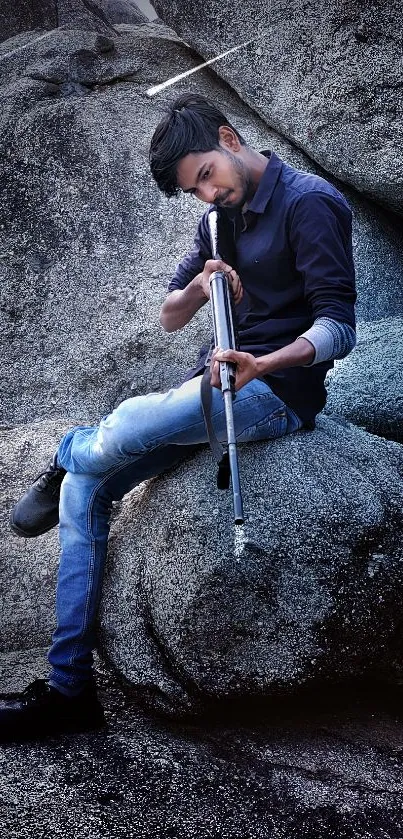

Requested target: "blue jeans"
[{"left": 49, "top": 375, "right": 302, "bottom": 694}]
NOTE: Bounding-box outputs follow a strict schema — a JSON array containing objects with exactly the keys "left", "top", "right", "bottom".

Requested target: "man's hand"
[
  {"left": 210, "top": 348, "right": 259, "bottom": 391},
  {"left": 197, "top": 259, "right": 243, "bottom": 305},
  {"left": 210, "top": 338, "right": 316, "bottom": 388},
  {"left": 160, "top": 259, "right": 243, "bottom": 333}
]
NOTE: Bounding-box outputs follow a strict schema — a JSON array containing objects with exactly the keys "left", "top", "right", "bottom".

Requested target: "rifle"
[{"left": 204, "top": 209, "right": 244, "bottom": 525}]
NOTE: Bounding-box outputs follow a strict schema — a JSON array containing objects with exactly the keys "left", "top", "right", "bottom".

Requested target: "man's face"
[{"left": 176, "top": 147, "right": 252, "bottom": 209}]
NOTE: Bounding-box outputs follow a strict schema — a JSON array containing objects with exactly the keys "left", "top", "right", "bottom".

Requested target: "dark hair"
[{"left": 149, "top": 92, "right": 246, "bottom": 197}]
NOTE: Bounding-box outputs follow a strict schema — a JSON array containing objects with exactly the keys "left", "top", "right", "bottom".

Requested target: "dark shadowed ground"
[{"left": 1, "top": 648, "right": 403, "bottom": 838}]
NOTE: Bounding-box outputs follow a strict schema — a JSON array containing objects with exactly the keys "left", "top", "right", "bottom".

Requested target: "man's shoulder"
[{"left": 279, "top": 160, "right": 350, "bottom": 211}]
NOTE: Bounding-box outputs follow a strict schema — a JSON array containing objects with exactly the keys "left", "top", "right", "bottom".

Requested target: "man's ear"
[{"left": 218, "top": 125, "right": 242, "bottom": 152}]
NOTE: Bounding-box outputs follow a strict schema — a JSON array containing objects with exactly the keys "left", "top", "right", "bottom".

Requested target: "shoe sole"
[{"left": 9, "top": 514, "right": 58, "bottom": 539}]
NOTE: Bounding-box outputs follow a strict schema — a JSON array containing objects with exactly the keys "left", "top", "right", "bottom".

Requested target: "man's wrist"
[
  {"left": 255, "top": 338, "right": 315, "bottom": 376},
  {"left": 255, "top": 355, "right": 273, "bottom": 376}
]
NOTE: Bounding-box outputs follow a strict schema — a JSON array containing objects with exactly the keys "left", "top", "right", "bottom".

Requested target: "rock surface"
[
  {"left": 57, "top": 0, "right": 117, "bottom": 34},
  {"left": 96, "top": 0, "right": 149, "bottom": 25},
  {"left": 1, "top": 18, "right": 403, "bottom": 660},
  {"left": 1, "top": 20, "right": 402, "bottom": 428},
  {"left": 153, "top": 0, "right": 403, "bottom": 214},
  {"left": 1, "top": 11, "right": 403, "bottom": 836},
  {"left": 0, "top": 1, "right": 58, "bottom": 43},
  {"left": 0, "top": 22, "right": 212, "bottom": 426},
  {"left": 0, "top": 420, "right": 69, "bottom": 653},
  {"left": 0, "top": 0, "right": 119, "bottom": 42},
  {"left": 325, "top": 318, "right": 403, "bottom": 442},
  {"left": 1, "top": 7, "right": 403, "bottom": 838},
  {"left": 347, "top": 199, "right": 403, "bottom": 321},
  {"left": 100, "top": 416, "right": 403, "bottom": 716},
  {"left": 2, "top": 646, "right": 403, "bottom": 839}
]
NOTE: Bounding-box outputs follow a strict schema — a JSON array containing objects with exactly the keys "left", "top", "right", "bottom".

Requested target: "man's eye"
[{"left": 202, "top": 169, "right": 210, "bottom": 180}]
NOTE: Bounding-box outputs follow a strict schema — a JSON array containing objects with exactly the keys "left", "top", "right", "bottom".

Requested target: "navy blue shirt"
[{"left": 168, "top": 151, "right": 356, "bottom": 424}]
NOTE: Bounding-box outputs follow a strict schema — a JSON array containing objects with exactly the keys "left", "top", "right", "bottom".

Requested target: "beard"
[{"left": 215, "top": 149, "right": 252, "bottom": 209}]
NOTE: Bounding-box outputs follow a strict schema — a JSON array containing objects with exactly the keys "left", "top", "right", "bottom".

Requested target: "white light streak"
[
  {"left": 234, "top": 523, "right": 247, "bottom": 561},
  {"left": 147, "top": 37, "right": 258, "bottom": 97},
  {"left": 0, "top": 30, "right": 53, "bottom": 62}
]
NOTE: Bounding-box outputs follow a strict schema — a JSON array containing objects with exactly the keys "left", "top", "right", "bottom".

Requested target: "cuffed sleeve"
[{"left": 299, "top": 316, "right": 356, "bottom": 366}]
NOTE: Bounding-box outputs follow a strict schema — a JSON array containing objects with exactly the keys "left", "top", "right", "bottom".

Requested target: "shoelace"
[
  {"left": 36, "top": 469, "right": 62, "bottom": 489},
  {"left": 34, "top": 462, "right": 66, "bottom": 493}
]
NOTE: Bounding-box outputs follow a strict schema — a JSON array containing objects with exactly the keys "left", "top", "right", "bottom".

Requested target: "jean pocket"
[{"left": 239, "top": 405, "right": 288, "bottom": 442}]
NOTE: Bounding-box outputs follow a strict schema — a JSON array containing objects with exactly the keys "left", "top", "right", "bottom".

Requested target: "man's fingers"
[
  {"left": 206, "top": 259, "right": 233, "bottom": 273},
  {"left": 209, "top": 357, "right": 221, "bottom": 388},
  {"left": 221, "top": 261, "right": 234, "bottom": 273},
  {"left": 212, "top": 348, "right": 239, "bottom": 363},
  {"left": 228, "top": 269, "right": 240, "bottom": 285},
  {"left": 226, "top": 270, "right": 243, "bottom": 302},
  {"left": 204, "top": 259, "right": 243, "bottom": 301}
]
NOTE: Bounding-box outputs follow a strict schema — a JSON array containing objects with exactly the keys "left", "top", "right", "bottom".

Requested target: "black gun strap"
[{"left": 200, "top": 367, "right": 231, "bottom": 490}]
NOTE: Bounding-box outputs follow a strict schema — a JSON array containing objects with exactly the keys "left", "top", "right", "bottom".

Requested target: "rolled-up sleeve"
[
  {"left": 289, "top": 191, "right": 356, "bottom": 328},
  {"left": 167, "top": 209, "right": 212, "bottom": 292},
  {"left": 299, "top": 316, "right": 356, "bottom": 366}
]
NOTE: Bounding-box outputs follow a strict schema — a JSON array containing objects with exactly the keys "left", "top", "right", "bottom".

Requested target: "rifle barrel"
[
  {"left": 207, "top": 206, "right": 245, "bottom": 524},
  {"left": 223, "top": 390, "right": 244, "bottom": 524}
]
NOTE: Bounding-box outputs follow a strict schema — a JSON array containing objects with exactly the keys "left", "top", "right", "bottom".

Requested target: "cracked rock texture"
[
  {"left": 99, "top": 416, "right": 403, "bottom": 717},
  {"left": 153, "top": 0, "right": 403, "bottom": 214},
  {"left": 325, "top": 318, "right": 403, "bottom": 442}
]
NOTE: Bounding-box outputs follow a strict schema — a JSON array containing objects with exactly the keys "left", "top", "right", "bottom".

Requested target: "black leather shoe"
[
  {"left": 0, "top": 679, "right": 106, "bottom": 741},
  {"left": 10, "top": 454, "right": 67, "bottom": 537}
]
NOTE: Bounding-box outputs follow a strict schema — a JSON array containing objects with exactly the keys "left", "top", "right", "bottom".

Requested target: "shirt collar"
[
  {"left": 221, "top": 151, "right": 283, "bottom": 231},
  {"left": 246, "top": 150, "right": 283, "bottom": 215}
]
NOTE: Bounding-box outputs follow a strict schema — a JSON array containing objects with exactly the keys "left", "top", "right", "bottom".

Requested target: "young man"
[{"left": 0, "top": 93, "right": 356, "bottom": 739}]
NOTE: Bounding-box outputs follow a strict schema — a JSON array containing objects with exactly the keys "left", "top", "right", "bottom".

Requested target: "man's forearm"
[
  {"left": 256, "top": 337, "right": 315, "bottom": 375},
  {"left": 159, "top": 275, "right": 207, "bottom": 332},
  {"left": 210, "top": 337, "right": 315, "bottom": 391},
  {"left": 160, "top": 257, "right": 240, "bottom": 332}
]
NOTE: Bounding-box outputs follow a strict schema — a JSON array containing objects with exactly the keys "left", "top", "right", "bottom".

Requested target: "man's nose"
[{"left": 200, "top": 184, "right": 218, "bottom": 203}]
